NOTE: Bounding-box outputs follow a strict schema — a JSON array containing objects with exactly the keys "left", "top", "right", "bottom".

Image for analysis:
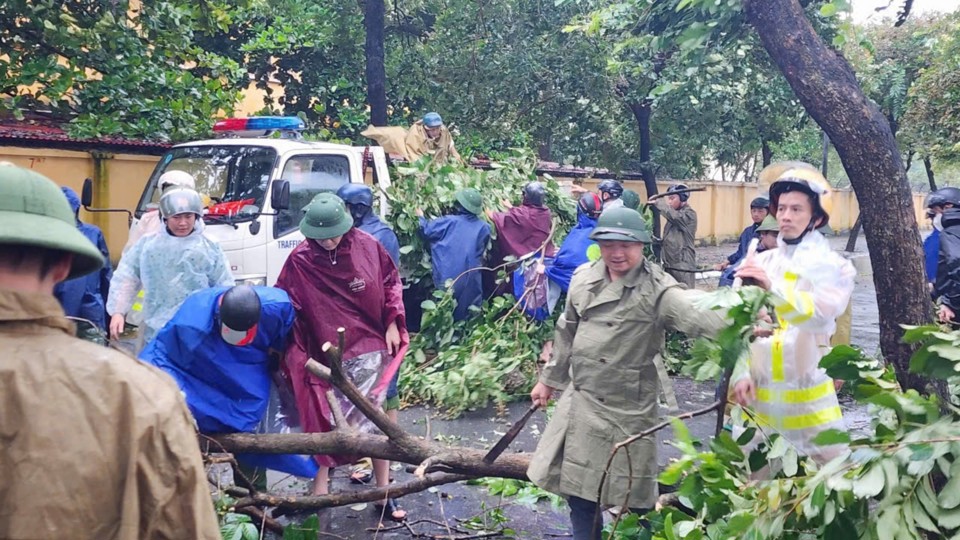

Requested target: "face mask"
[{"left": 935, "top": 213, "right": 944, "bottom": 231}]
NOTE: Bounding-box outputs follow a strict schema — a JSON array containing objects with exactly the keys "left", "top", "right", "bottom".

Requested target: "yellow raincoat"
[
  {"left": 361, "top": 121, "right": 462, "bottom": 164},
  {"left": 0, "top": 289, "right": 220, "bottom": 540}
]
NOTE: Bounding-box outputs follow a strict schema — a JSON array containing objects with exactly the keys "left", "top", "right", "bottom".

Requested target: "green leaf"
[
  {"left": 399, "top": 245, "right": 415, "bottom": 254},
  {"left": 852, "top": 464, "right": 884, "bottom": 498},
  {"left": 811, "top": 428, "right": 851, "bottom": 446},
  {"left": 819, "top": 3, "right": 838, "bottom": 17}
]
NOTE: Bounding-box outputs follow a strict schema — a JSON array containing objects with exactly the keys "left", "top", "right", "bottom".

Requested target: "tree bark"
[
  {"left": 744, "top": 0, "right": 941, "bottom": 398},
  {"left": 924, "top": 156, "right": 937, "bottom": 192},
  {"left": 365, "top": 0, "right": 388, "bottom": 126},
  {"left": 761, "top": 139, "right": 773, "bottom": 168},
  {"left": 629, "top": 98, "right": 662, "bottom": 254}
]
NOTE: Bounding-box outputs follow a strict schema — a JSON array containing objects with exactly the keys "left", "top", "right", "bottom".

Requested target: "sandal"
[
  {"left": 349, "top": 469, "right": 373, "bottom": 485},
  {"left": 374, "top": 498, "right": 407, "bottom": 522}
]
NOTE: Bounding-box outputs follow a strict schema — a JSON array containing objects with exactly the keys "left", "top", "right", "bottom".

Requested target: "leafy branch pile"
[
  {"left": 383, "top": 149, "right": 576, "bottom": 286},
  {"left": 604, "top": 307, "right": 960, "bottom": 539},
  {"left": 399, "top": 291, "right": 555, "bottom": 417}
]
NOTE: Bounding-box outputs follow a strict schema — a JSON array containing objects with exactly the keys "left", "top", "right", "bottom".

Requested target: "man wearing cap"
[
  {"left": 276, "top": 193, "right": 409, "bottom": 521},
  {"left": 733, "top": 163, "right": 855, "bottom": 463},
  {"left": 404, "top": 112, "right": 462, "bottom": 164},
  {"left": 528, "top": 207, "right": 727, "bottom": 540},
  {"left": 336, "top": 183, "right": 400, "bottom": 265},
  {"left": 107, "top": 186, "right": 234, "bottom": 348},
  {"left": 0, "top": 164, "right": 219, "bottom": 539},
  {"left": 652, "top": 183, "right": 698, "bottom": 288},
  {"left": 417, "top": 188, "right": 492, "bottom": 321},
  {"left": 597, "top": 179, "right": 624, "bottom": 211},
  {"left": 716, "top": 196, "right": 769, "bottom": 287},
  {"left": 53, "top": 186, "right": 113, "bottom": 330}
]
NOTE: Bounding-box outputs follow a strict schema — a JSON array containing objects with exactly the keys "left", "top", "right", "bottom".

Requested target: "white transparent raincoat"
[
  {"left": 733, "top": 230, "right": 856, "bottom": 460},
  {"left": 107, "top": 220, "right": 234, "bottom": 345}
]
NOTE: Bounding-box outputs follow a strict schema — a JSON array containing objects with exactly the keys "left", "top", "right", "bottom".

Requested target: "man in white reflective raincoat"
[
  {"left": 107, "top": 186, "right": 234, "bottom": 347},
  {"left": 733, "top": 163, "right": 856, "bottom": 462}
]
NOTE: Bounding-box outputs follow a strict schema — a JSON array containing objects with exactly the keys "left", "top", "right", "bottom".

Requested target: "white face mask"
[{"left": 934, "top": 213, "right": 944, "bottom": 231}]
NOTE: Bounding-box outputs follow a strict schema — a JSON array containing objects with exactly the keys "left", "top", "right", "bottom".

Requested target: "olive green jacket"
[
  {"left": 656, "top": 199, "right": 698, "bottom": 288},
  {"left": 527, "top": 259, "right": 725, "bottom": 507}
]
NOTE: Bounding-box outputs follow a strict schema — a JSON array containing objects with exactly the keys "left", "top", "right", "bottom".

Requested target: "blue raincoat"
[
  {"left": 140, "top": 286, "right": 318, "bottom": 478},
  {"left": 544, "top": 212, "right": 598, "bottom": 293},
  {"left": 357, "top": 212, "right": 401, "bottom": 265},
  {"left": 719, "top": 223, "right": 760, "bottom": 287},
  {"left": 53, "top": 187, "right": 113, "bottom": 328},
  {"left": 420, "top": 212, "right": 491, "bottom": 321},
  {"left": 925, "top": 228, "right": 940, "bottom": 284}
]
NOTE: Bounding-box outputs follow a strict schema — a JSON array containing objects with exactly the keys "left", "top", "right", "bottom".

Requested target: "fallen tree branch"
[{"left": 233, "top": 472, "right": 470, "bottom": 511}]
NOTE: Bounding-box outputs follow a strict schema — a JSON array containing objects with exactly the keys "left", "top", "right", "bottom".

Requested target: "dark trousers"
[{"left": 568, "top": 496, "right": 651, "bottom": 540}]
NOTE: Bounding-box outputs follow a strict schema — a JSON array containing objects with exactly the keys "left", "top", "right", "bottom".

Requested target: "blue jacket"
[
  {"left": 357, "top": 212, "right": 401, "bottom": 266},
  {"left": 545, "top": 212, "right": 597, "bottom": 293},
  {"left": 53, "top": 188, "right": 113, "bottom": 328},
  {"left": 925, "top": 228, "right": 940, "bottom": 283},
  {"left": 718, "top": 223, "right": 760, "bottom": 287},
  {"left": 140, "top": 286, "right": 318, "bottom": 478},
  {"left": 420, "top": 213, "right": 491, "bottom": 321}
]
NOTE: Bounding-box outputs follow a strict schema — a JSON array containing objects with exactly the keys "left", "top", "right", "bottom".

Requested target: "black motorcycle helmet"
[
  {"left": 933, "top": 187, "right": 960, "bottom": 208},
  {"left": 750, "top": 196, "right": 770, "bottom": 209},
  {"left": 578, "top": 192, "right": 603, "bottom": 219},
  {"left": 597, "top": 179, "right": 624, "bottom": 199},
  {"left": 667, "top": 183, "right": 690, "bottom": 202},
  {"left": 220, "top": 285, "right": 262, "bottom": 332},
  {"left": 522, "top": 181, "right": 546, "bottom": 207}
]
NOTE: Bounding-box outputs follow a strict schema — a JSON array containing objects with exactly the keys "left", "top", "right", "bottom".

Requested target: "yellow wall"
[
  {"left": 0, "top": 147, "right": 160, "bottom": 263},
  {"left": 0, "top": 145, "right": 933, "bottom": 257}
]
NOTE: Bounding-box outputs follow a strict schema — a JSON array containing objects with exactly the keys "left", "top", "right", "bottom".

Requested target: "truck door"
[{"left": 265, "top": 153, "right": 354, "bottom": 285}]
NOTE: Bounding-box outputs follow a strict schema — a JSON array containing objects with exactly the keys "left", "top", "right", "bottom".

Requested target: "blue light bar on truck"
[{"left": 213, "top": 116, "right": 305, "bottom": 133}]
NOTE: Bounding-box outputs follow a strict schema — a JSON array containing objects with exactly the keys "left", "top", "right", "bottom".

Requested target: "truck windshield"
[{"left": 137, "top": 145, "right": 278, "bottom": 219}]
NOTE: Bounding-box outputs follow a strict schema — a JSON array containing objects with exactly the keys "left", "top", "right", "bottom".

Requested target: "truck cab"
[{"left": 130, "top": 117, "right": 391, "bottom": 286}]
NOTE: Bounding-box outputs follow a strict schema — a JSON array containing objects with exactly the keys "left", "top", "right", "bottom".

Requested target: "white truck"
[{"left": 83, "top": 116, "right": 392, "bottom": 287}]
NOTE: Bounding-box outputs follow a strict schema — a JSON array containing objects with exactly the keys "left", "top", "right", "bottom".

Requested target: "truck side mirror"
[
  {"left": 271, "top": 179, "right": 290, "bottom": 211},
  {"left": 81, "top": 178, "right": 94, "bottom": 207}
]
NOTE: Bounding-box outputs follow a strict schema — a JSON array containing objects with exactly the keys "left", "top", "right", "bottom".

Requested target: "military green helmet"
[
  {"left": 0, "top": 164, "right": 104, "bottom": 279},
  {"left": 300, "top": 193, "right": 354, "bottom": 240},
  {"left": 621, "top": 189, "right": 641, "bottom": 210},
  {"left": 454, "top": 188, "right": 483, "bottom": 216},
  {"left": 590, "top": 207, "right": 652, "bottom": 243},
  {"left": 756, "top": 214, "right": 779, "bottom": 233}
]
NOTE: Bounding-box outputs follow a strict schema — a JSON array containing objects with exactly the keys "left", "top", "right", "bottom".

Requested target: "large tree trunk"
[
  {"left": 744, "top": 0, "right": 940, "bottom": 397},
  {"left": 364, "top": 0, "right": 388, "bottom": 126},
  {"left": 629, "top": 98, "right": 662, "bottom": 254},
  {"left": 761, "top": 139, "right": 772, "bottom": 167}
]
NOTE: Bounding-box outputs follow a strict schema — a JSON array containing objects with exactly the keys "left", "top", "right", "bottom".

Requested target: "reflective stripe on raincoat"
[{"left": 733, "top": 230, "right": 855, "bottom": 460}]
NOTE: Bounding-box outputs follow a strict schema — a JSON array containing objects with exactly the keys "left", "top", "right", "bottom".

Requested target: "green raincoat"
[
  {"left": 656, "top": 199, "right": 698, "bottom": 288},
  {"left": 528, "top": 259, "right": 726, "bottom": 508}
]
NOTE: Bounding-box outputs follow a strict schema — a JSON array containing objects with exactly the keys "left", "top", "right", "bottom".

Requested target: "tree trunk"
[
  {"left": 761, "top": 139, "right": 772, "bottom": 168},
  {"left": 629, "top": 98, "right": 662, "bottom": 254},
  {"left": 924, "top": 156, "right": 937, "bottom": 192},
  {"left": 744, "top": 0, "right": 940, "bottom": 398},
  {"left": 364, "top": 0, "right": 388, "bottom": 126}
]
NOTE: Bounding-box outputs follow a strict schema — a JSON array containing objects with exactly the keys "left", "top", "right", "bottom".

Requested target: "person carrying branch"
[
  {"left": 276, "top": 193, "right": 409, "bottom": 522},
  {"left": 0, "top": 164, "right": 219, "bottom": 539},
  {"left": 528, "top": 206, "right": 727, "bottom": 540},
  {"left": 650, "top": 183, "right": 699, "bottom": 288},
  {"left": 732, "top": 164, "right": 855, "bottom": 463}
]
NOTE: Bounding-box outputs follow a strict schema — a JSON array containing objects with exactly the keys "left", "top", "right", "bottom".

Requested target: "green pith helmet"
[
  {"left": 621, "top": 189, "right": 641, "bottom": 210},
  {"left": 756, "top": 214, "right": 779, "bottom": 233},
  {"left": 0, "top": 164, "right": 104, "bottom": 279},
  {"left": 454, "top": 188, "right": 483, "bottom": 216},
  {"left": 299, "top": 193, "right": 354, "bottom": 240},
  {"left": 589, "top": 207, "right": 653, "bottom": 243}
]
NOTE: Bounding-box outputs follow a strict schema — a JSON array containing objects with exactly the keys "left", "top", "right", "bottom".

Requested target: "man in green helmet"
[
  {"left": 528, "top": 206, "right": 727, "bottom": 540},
  {"left": 0, "top": 164, "right": 220, "bottom": 539}
]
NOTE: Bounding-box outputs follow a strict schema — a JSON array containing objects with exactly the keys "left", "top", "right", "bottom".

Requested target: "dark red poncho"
[
  {"left": 276, "top": 228, "right": 408, "bottom": 467},
  {"left": 490, "top": 203, "right": 556, "bottom": 259}
]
